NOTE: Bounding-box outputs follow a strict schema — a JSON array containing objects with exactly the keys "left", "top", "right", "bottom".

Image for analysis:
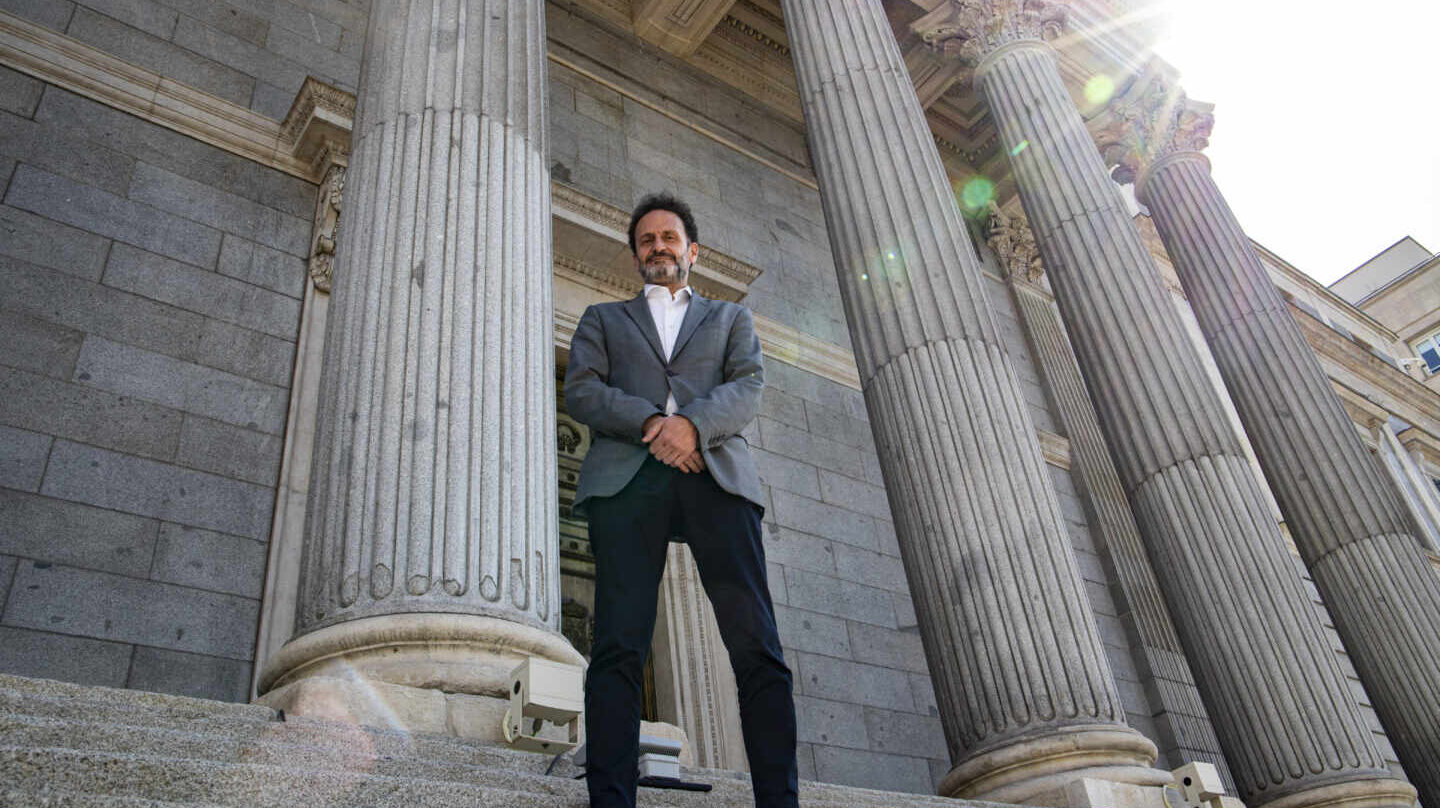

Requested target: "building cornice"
[
  {"left": 0, "top": 10, "right": 320, "bottom": 179},
  {"left": 1254, "top": 242, "right": 1400, "bottom": 344},
  {"left": 1291, "top": 303, "right": 1440, "bottom": 437}
]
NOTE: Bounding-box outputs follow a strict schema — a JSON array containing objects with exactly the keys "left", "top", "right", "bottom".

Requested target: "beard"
[{"left": 639, "top": 251, "right": 690, "bottom": 286}]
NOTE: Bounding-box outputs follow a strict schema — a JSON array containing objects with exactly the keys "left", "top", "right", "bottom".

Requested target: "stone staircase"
[{"left": 0, "top": 673, "right": 985, "bottom": 808}]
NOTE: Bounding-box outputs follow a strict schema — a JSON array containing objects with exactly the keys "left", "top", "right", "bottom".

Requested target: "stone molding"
[
  {"left": 0, "top": 10, "right": 319, "bottom": 179},
  {"left": 0, "top": 9, "right": 817, "bottom": 191},
  {"left": 1397, "top": 426, "right": 1440, "bottom": 468},
  {"left": 1291, "top": 302, "right": 1440, "bottom": 439},
  {"left": 257, "top": 612, "right": 586, "bottom": 697},
  {"left": 632, "top": 0, "right": 738, "bottom": 58},
  {"left": 939, "top": 726, "right": 1169, "bottom": 802},
  {"left": 278, "top": 77, "right": 354, "bottom": 178},
  {"left": 688, "top": 21, "right": 801, "bottom": 121}
]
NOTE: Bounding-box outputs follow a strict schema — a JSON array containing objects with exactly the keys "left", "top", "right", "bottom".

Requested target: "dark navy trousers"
[{"left": 583, "top": 456, "right": 798, "bottom": 808}]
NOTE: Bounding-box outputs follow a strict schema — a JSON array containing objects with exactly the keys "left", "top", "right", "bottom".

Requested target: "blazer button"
[{"left": 666, "top": 369, "right": 676, "bottom": 377}]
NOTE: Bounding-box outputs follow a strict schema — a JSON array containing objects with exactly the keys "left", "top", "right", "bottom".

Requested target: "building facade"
[{"left": 1, "top": 0, "right": 1438, "bottom": 804}]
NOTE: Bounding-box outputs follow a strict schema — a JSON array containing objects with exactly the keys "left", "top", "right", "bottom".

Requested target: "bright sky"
[{"left": 1149, "top": 0, "right": 1440, "bottom": 285}]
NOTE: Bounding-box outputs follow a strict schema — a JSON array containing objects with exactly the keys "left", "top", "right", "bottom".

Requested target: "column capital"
[
  {"left": 911, "top": 0, "right": 1066, "bottom": 69},
  {"left": 984, "top": 202, "right": 1044, "bottom": 285},
  {"left": 1094, "top": 66, "right": 1214, "bottom": 188}
]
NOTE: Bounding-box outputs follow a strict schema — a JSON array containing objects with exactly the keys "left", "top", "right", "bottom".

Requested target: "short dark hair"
[{"left": 627, "top": 193, "right": 698, "bottom": 255}]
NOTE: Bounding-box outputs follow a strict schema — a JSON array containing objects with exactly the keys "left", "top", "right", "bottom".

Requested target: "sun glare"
[{"left": 1149, "top": 0, "right": 1440, "bottom": 283}]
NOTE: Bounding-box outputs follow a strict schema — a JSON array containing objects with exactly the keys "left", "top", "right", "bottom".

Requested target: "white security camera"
[{"left": 502, "top": 657, "right": 584, "bottom": 754}]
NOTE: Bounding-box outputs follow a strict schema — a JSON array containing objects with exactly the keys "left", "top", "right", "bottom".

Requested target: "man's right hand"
[{"left": 642, "top": 415, "right": 706, "bottom": 473}]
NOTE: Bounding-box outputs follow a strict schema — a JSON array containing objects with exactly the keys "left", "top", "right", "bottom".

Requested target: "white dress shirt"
[{"left": 644, "top": 283, "right": 692, "bottom": 415}]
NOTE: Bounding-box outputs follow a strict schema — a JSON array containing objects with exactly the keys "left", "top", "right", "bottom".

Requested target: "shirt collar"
[{"left": 643, "top": 283, "right": 692, "bottom": 303}]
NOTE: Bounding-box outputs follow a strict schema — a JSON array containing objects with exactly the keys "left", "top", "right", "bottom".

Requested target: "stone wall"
[
  {"left": 0, "top": 0, "right": 363, "bottom": 118},
  {"left": 0, "top": 59, "right": 314, "bottom": 700}
]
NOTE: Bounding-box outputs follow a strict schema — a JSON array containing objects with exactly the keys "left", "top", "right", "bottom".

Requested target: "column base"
[
  {"left": 939, "top": 726, "right": 1173, "bottom": 804},
  {"left": 256, "top": 674, "right": 692, "bottom": 761},
  {"left": 256, "top": 612, "right": 587, "bottom": 698},
  {"left": 1029, "top": 776, "right": 1172, "bottom": 808},
  {"left": 1257, "top": 778, "right": 1416, "bottom": 808}
]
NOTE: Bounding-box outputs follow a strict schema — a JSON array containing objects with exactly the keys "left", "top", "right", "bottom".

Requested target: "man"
[{"left": 564, "top": 193, "right": 799, "bottom": 808}]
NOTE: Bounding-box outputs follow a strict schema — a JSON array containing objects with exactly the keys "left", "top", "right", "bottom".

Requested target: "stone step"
[
  {"left": 0, "top": 674, "right": 973, "bottom": 808},
  {"left": 0, "top": 744, "right": 983, "bottom": 808},
  {"left": 0, "top": 717, "right": 968, "bottom": 808},
  {"left": 0, "top": 675, "right": 271, "bottom": 722},
  {"left": 0, "top": 719, "right": 593, "bottom": 802},
  {"left": 0, "top": 790, "right": 222, "bottom": 807},
  {"left": 1, "top": 746, "right": 597, "bottom": 808},
  {"left": 0, "top": 708, "right": 570, "bottom": 777}
]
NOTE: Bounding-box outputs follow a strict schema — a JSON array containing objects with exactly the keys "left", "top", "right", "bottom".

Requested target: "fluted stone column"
[
  {"left": 779, "top": 0, "right": 1171, "bottom": 801},
  {"left": 653, "top": 544, "right": 747, "bottom": 770},
  {"left": 912, "top": 4, "right": 1415, "bottom": 808},
  {"left": 985, "top": 206, "right": 1231, "bottom": 783},
  {"left": 1101, "top": 75, "right": 1440, "bottom": 806},
  {"left": 257, "top": 0, "right": 583, "bottom": 708}
]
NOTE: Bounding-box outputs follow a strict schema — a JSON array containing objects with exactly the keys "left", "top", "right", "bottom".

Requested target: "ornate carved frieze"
[
  {"left": 984, "top": 202, "right": 1044, "bottom": 283},
  {"left": 722, "top": 12, "right": 788, "bottom": 57},
  {"left": 280, "top": 77, "right": 356, "bottom": 176},
  {"left": 690, "top": 13, "right": 800, "bottom": 121},
  {"left": 912, "top": 0, "right": 1067, "bottom": 66}
]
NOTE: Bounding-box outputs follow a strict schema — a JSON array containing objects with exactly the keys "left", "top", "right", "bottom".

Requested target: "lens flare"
[
  {"left": 861, "top": 273, "right": 869, "bottom": 281},
  {"left": 1084, "top": 74, "right": 1115, "bottom": 106},
  {"left": 960, "top": 177, "right": 995, "bottom": 212},
  {"left": 1010, "top": 140, "right": 1030, "bottom": 157}
]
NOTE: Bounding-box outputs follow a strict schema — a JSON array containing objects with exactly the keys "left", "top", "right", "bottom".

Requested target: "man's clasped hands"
[{"left": 642, "top": 414, "right": 705, "bottom": 473}]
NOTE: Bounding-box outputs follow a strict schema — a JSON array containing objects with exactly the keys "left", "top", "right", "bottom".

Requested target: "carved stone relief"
[
  {"left": 983, "top": 201, "right": 1044, "bottom": 283},
  {"left": 911, "top": 0, "right": 1067, "bottom": 66}
]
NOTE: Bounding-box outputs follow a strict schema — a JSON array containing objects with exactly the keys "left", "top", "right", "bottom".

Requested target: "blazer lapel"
[
  {"left": 622, "top": 294, "right": 667, "bottom": 365},
  {"left": 669, "top": 292, "right": 712, "bottom": 362}
]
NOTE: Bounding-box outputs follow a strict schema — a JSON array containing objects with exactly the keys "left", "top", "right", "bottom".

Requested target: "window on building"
[{"left": 1415, "top": 333, "right": 1440, "bottom": 373}]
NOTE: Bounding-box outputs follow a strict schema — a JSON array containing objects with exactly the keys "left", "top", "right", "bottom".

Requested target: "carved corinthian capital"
[
  {"left": 1093, "top": 66, "right": 1215, "bottom": 185},
  {"left": 911, "top": 0, "right": 1066, "bottom": 66},
  {"left": 984, "top": 202, "right": 1044, "bottom": 283}
]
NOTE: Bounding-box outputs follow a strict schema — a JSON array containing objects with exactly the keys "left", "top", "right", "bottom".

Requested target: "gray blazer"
[{"left": 564, "top": 291, "right": 765, "bottom": 519}]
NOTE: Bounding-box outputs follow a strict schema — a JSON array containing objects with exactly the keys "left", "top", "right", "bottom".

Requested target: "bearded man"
[{"left": 564, "top": 193, "right": 799, "bottom": 808}]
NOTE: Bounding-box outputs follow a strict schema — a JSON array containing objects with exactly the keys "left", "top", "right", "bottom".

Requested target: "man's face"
[{"left": 633, "top": 209, "right": 699, "bottom": 287}]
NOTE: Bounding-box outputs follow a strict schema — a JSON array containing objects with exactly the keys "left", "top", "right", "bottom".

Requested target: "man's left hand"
[{"left": 643, "top": 415, "right": 701, "bottom": 471}]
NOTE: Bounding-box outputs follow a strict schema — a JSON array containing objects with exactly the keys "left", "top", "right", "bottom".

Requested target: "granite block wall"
[
  {"left": 0, "top": 0, "right": 364, "bottom": 119},
  {"left": 0, "top": 63, "right": 313, "bottom": 702}
]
